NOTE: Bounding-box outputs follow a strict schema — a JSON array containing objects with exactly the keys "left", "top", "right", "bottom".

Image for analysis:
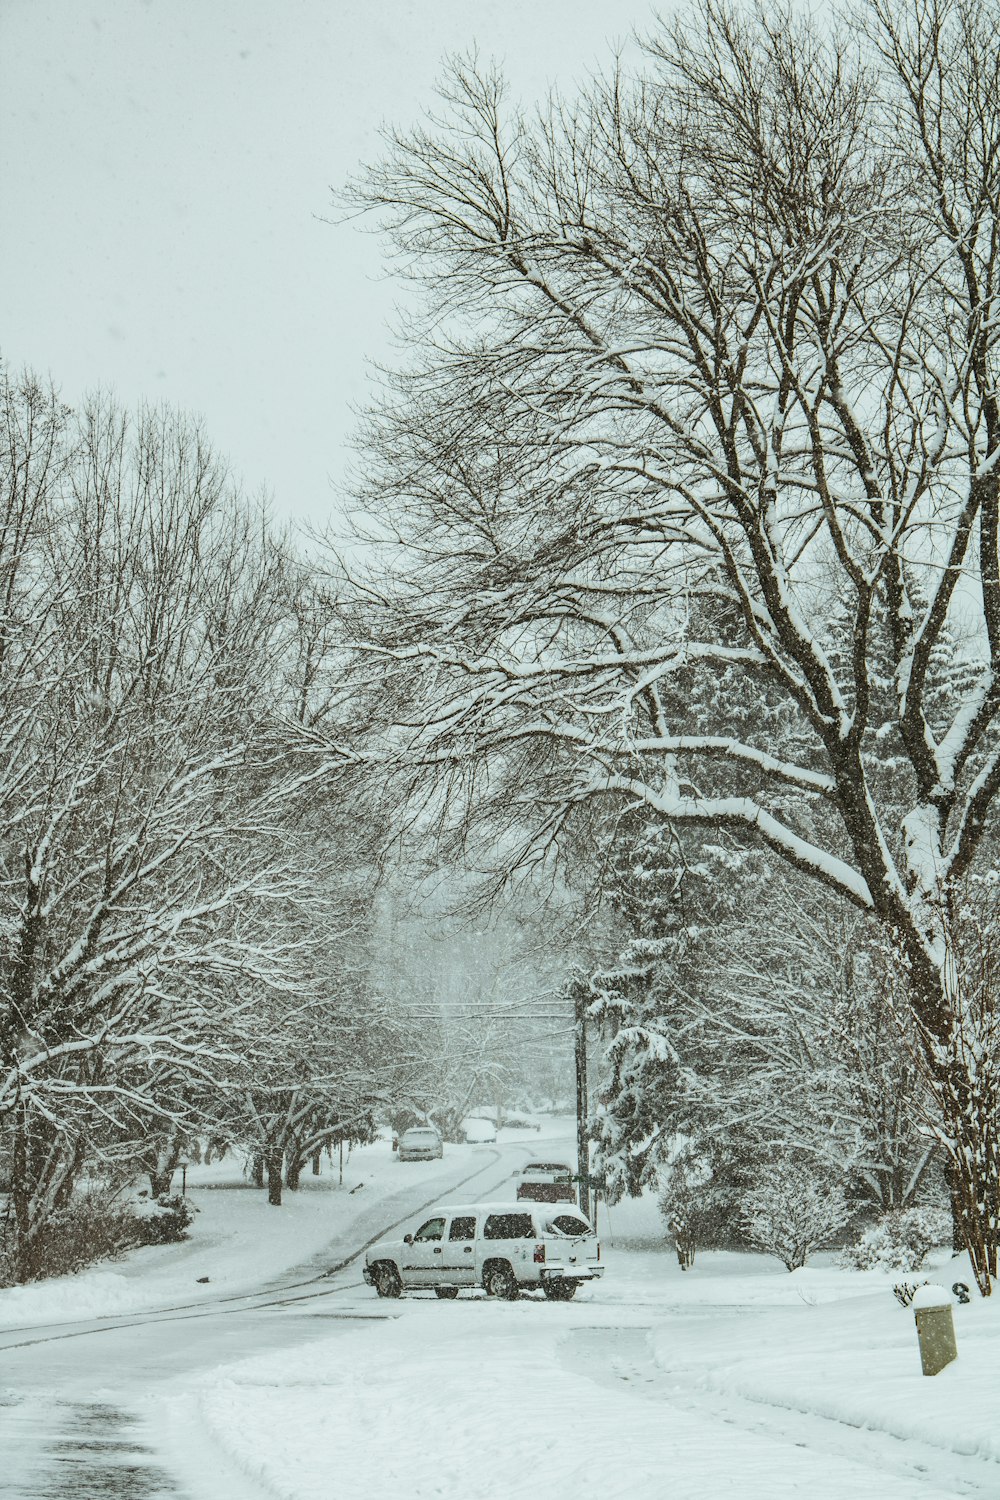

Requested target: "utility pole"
[{"left": 574, "top": 985, "right": 590, "bottom": 1222}]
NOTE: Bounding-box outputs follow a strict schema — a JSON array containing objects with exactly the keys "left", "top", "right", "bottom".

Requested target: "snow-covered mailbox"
[{"left": 911, "top": 1284, "right": 957, "bottom": 1376}]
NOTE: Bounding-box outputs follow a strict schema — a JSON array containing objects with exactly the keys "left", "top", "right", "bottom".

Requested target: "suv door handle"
[
  {"left": 462, "top": 1246, "right": 472, "bottom": 1252},
  {"left": 433, "top": 1247, "right": 442, "bottom": 1253}
]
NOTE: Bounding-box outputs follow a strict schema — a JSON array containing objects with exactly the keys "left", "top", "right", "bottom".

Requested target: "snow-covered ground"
[
  {"left": 161, "top": 1193, "right": 998, "bottom": 1500},
  {"left": 5, "top": 1122, "right": 999, "bottom": 1499}
]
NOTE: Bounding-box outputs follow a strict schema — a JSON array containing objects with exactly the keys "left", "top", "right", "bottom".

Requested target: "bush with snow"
[
  {"left": 130, "top": 1192, "right": 198, "bottom": 1245},
  {"left": 1, "top": 1192, "right": 140, "bottom": 1284},
  {"left": 892, "top": 1279, "right": 929, "bottom": 1306},
  {"left": 740, "top": 1161, "right": 852, "bottom": 1270},
  {"left": 0, "top": 1189, "right": 198, "bottom": 1286},
  {"left": 839, "top": 1207, "right": 952, "bottom": 1272}
]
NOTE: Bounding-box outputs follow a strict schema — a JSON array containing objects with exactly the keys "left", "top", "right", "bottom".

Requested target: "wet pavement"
[{"left": 1, "top": 1395, "right": 179, "bottom": 1498}]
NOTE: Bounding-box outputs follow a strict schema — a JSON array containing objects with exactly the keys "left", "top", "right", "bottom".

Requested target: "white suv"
[{"left": 363, "top": 1200, "right": 603, "bottom": 1301}]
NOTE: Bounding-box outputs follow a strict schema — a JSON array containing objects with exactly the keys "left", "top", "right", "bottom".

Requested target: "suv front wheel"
[
  {"left": 483, "top": 1261, "right": 519, "bottom": 1300},
  {"left": 372, "top": 1262, "right": 403, "bottom": 1298}
]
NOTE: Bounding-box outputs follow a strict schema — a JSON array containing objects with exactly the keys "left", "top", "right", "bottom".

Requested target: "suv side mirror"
[{"left": 403, "top": 1233, "right": 413, "bottom": 1245}]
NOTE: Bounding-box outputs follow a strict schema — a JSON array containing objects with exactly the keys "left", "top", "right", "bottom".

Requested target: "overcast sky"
[{"left": 0, "top": 1, "right": 665, "bottom": 534}]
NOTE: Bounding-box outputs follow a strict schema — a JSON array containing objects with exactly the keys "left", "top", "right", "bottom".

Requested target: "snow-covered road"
[{"left": 4, "top": 1129, "right": 999, "bottom": 1499}]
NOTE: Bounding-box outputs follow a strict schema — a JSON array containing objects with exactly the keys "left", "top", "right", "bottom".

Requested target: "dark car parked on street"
[{"left": 514, "top": 1161, "right": 576, "bottom": 1204}]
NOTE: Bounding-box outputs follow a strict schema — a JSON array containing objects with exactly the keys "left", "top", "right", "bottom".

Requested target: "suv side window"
[
  {"left": 413, "top": 1217, "right": 445, "bottom": 1242},
  {"left": 483, "top": 1212, "right": 535, "bottom": 1240},
  {"left": 448, "top": 1215, "right": 476, "bottom": 1241}
]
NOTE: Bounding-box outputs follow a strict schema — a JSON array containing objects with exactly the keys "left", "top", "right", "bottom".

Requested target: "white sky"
[{"left": 1, "top": 1, "right": 660, "bottom": 533}]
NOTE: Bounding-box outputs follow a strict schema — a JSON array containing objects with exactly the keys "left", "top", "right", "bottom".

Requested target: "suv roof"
[{"left": 422, "top": 1201, "right": 591, "bottom": 1221}]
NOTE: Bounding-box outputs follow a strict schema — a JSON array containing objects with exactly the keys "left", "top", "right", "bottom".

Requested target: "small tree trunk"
[
  {"left": 674, "top": 1230, "right": 696, "bottom": 1271},
  {"left": 311, "top": 1149, "right": 322, "bottom": 1176},
  {"left": 285, "top": 1154, "right": 302, "bottom": 1191},
  {"left": 266, "top": 1148, "right": 283, "bottom": 1206},
  {"left": 251, "top": 1154, "right": 264, "bottom": 1188}
]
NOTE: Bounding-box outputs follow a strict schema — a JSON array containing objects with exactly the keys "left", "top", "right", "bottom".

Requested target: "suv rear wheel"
[
  {"left": 483, "top": 1261, "right": 519, "bottom": 1300},
  {"left": 542, "top": 1278, "right": 578, "bottom": 1301},
  {"left": 372, "top": 1262, "right": 403, "bottom": 1298}
]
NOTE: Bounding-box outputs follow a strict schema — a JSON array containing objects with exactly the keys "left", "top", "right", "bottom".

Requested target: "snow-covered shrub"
[
  {"left": 4, "top": 1192, "right": 141, "bottom": 1283},
  {"left": 130, "top": 1193, "right": 197, "bottom": 1245},
  {"left": 0, "top": 1190, "right": 199, "bottom": 1285},
  {"left": 657, "top": 1146, "right": 727, "bottom": 1270},
  {"left": 740, "top": 1161, "right": 852, "bottom": 1270},
  {"left": 893, "top": 1280, "right": 929, "bottom": 1307},
  {"left": 839, "top": 1207, "right": 951, "bottom": 1272}
]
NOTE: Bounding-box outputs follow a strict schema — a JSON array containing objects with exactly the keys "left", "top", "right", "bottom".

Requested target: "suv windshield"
[{"left": 413, "top": 1217, "right": 445, "bottom": 1241}]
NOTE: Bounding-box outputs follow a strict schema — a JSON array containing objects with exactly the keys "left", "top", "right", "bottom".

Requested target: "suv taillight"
[{"left": 533, "top": 1242, "right": 546, "bottom": 1264}]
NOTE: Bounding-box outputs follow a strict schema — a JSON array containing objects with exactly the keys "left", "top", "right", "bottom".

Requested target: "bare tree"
[{"left": 346, "top": 0, "right": 1000, "bottom": 1290}]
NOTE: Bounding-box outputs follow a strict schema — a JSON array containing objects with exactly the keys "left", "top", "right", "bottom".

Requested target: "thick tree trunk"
[
  {"left": 144, "top": 1133, "right": 183, "bottom": 1199},
  {"left": 905, "top": 939, "right": 999, "bottom": 1297},
  {"left": 674, "top": 1230, "right": 696, "bottom": 1271},
  {"left": 285, "top": 1154, "right": 302, "bottom": 1191},
  {"left": 8, "top": 1109, "right": 85, "bottom": 1284},
  {"left": 250, "top": 1153, "right": 264, "bottom": 1188},
  {"left": 311, "top": 1149, "right": 322, "bottom": 1176},
  {"left": 937, "top": 1076, "right": 999, "bottom": 1297},
  {"left": 266, "top": 1148, "right": 283, "bottom": 1206},
  {"left": 9, "top": 1108, "right": 35, "bottom": 1282},
  {"left": 943, "top": 1159, "right": 966, "bottom": 1252}
]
